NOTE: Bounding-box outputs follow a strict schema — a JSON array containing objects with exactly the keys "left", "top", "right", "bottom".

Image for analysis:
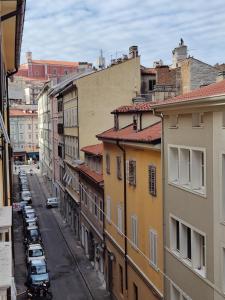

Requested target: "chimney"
[
  {"left": 216, "top": 71, "right": 225, "bottom": 82},
  {"left": 172, "top": 39, "right": 187, "bottom": 68},
  {"left": 129, "top": 46, "right": 138, "bottom": 59},
  {"left": 26, "top": 51, "right": 32, "bottom": 63}
]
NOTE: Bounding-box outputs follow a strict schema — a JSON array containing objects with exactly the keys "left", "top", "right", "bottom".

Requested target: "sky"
[{"left": 21, "top": 0, "right": 225, "bottom": 67}]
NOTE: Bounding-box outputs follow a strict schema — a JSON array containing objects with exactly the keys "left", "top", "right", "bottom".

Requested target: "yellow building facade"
[{"left": 97, "top": 103, "right": 163, "bottom": 300}]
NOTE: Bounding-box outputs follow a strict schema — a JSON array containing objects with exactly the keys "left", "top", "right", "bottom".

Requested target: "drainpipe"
[
  {"left": 153, "top": 109, "right": 166, "bottom": 296},
  {"left": 116, "top": 141, "right": 128, "bottom": 293}
]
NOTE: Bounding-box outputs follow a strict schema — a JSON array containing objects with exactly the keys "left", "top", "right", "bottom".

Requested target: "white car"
[
  {"left": 46, "top": 197, "right": 59, "bottom": 208},
  {"left": 21, "top": 191, "right": 32, "bottom": 203},
  {"left": 26, "top": 243, "right": 45, "bottom": 264}
]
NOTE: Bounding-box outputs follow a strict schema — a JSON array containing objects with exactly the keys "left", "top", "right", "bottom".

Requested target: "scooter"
[{"left": 26, "top": 282, "right": 52, "bottom": 299}]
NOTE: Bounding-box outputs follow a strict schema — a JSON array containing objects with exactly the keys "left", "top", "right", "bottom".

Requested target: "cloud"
[{"left": 21, "top": 0, "right": 225, "bottom": 66}]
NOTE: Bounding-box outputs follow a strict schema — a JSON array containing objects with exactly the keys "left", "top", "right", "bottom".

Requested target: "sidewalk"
[{"left": 38, "top": 175, "right": 111, "bottom": 300}]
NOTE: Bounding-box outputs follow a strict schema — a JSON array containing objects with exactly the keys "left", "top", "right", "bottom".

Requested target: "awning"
[
  {"left": 0, "top": 242, "right": 12, "bottom": 288},
  {"left": 0, "top": 206, "right": 12, "bottom": 228}
]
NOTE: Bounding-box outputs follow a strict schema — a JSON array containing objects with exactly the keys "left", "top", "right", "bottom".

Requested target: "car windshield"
[
  {"left": 31, "top": 264, "right": 47, "bottom": 274},
  {"left": 31, "top": 273, "right": 49, "bottom": 283},
  {"left": 29, "top": 249, "right": 43, "bottom": 257},
  {"left": 26, "top": 213, "right": 35, "bottom": 218},
  {"left": 30, "top": 229, "right": 39, "bottom": 236}
]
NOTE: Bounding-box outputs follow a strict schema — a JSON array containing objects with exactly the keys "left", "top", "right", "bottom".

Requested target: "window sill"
[
  {"left": 192, "top": 125, "right": 204, "bottom": 129},
  {"left": 168, "top": 248, "right": 207, "bottom": 280},
  {"left": 169, "top": 126, "right": 178, "bottom": 129},
  {"left": 168, "top": 181, "right": 206, "bottom": 198},
  {"left": 149, "top": 261, "right": 159, "bottom": 272}
]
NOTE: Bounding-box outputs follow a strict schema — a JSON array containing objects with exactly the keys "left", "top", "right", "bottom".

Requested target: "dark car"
[
  {"left": 26, "top": 259, "right": 50, "bottom": 288},
  {"left": 24, "top": 226, "right": 42, "bottom": 246}
]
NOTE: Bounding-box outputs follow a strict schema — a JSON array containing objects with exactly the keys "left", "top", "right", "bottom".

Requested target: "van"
[{"left": 46, "top": 197, "right": 58, "bottom": 208}]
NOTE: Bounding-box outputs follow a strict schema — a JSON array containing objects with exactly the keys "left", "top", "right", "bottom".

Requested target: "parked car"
[
  {"left": 26, "top": 243, "right": 45, "bottom": 264},
  {"left": 24, "top": 226, "right": 42, "bottom": 246},
  {"left": 21, "top": 185, "right": 29, "bottom": 192},
  {"left": 18, "top": 201, "right": 29, "bottom": 213},
  {"left": 21, "top": 191, "right": 32, "bottom": 204},
  {"left": 46, "top": 197, "right": 59, "bottom": 208},
  {"left": 26, "top": 259, "right": 50, "bottom": 288},
  {"left": 24, "top": 217, "right": 38, "bottom": 228},
  {"left": 24, "top": 212, "right": 37, "bottom": 223}
]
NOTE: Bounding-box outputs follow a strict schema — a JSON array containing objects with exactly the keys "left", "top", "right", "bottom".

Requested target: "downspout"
[
  {"left": 153, "top": 109, "right": 165, "bottom": 296},
  {"left": 116, "top": 141, "right": 128, "bottom": 293}
]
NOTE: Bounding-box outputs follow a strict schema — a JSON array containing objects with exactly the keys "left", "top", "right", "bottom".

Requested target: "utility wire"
[{"left": 63, "top": 163, "right": 225, "bottom": 298}]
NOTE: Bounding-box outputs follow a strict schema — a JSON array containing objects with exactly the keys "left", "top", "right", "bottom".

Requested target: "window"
[
  {"left": 117, "top": 205, "right": 123, "bottom": 233},
  {"left": 223, "top": 248, "right": 225, "bottom": 292},
  {"left": 149, "top": 229, "right": 157, "bottom": 268},
  {"left": 180, "top": 149, "right": 191, "bottom": 186},
  {"left": 170, "top": 283, "right": 192, "bottom": 300},
  {"left": 149, "top": 79, "right": 156, "bottom": 91},
  {"left": 29, "top": 134, "right": 31, "bottom": 139},
  {"left": 168, "top": 147, "right": 179, "bottom": 182},
  {"left": 114, "top": 114, "right": 119, "bottom": 130},
  {"left": 148, "top": 165, "right": 156, "bottom": 196},
  {"left": 170, "top": 217, "right": 206, "bottom": 277},
  {"left": 28, "top": 124, "right": 31, "bottom": 130},
  {"left": 117, "top": 156, "right": 122, "bottom": 180},
  {"left": 133, "top": 283, "right": 138, "bottom": 300},
  {"left": 168, "top": 145, "right": 206, "bottom": 195},
  {"left": 53, "top": 68, "right": 57, "bottom": 75},
  {"left": 222, "top": 154, "right": 225, "bottom": 220},
  {"left": 128, "top": 160, "right": 136, "bottom": 186},
  {"left": 99, "top": 199, "right": 103, "bottom": 222},
  {"left": 94, "top": 195, "right": 98, "bottom": 217},
  {"left": 192, "top": 113, "right": 204, "bottom": 127},
  {"left": 169, "top": 115, "right": 178, "bottom": 128},
  {"left": 131, "top": 215, "right": 138, "bottom": 247},
  {"left": 119, "top": 265, "right": 123, "bottom": 294},
  {"left": 106, "top": 196, "right": 111, "bottom": 222},
  {"left": 106, "top": 153, "right": 110, "bottom": 174}
]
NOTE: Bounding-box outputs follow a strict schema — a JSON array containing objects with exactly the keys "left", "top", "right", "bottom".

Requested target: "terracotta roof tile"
[
  {"left": 112, "top": 102, "right": 154, "bottom": 113},
  {"left": 97, "top": 122, "right": 161, "bottom": 143},
  {"left": 152, "top": 80, "right": 225, "bottom": 107},
  {"left": 32, "top": 60, "right": 79, "bottom": 67},
  {"left": 76, "top": 164, "right": 103, "bottom": 184},
  {"left": 81, "top": 144, "right": 103, "bottom": 156},
  {"left": 141, "top": 67, "right": 156, "bottom": 75}
]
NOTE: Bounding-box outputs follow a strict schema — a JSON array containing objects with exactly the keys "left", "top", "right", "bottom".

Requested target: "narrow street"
[{"left": 13, "top": 167, "right": 95, "bottom": 300}]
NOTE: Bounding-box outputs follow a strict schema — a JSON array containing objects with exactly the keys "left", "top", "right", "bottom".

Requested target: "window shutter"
[
  {"left": 117, "top": 156, "right": 122, "bottom": 180},
  {"left": 117, "top": 205, "right": 123, "bottom": 232},
  {"left": 106, "top": 196, "right": 111, "bottom": 222},
  {"left": 149, "top": 165, "right": 156, "bottom": 196},
  {"left": 129, "top": 160, "right": 136, "bottom": 186},
  {"left": 131, "top": 216, "right": 138, "bottom": 246},
  {"left": 126, "top": 160, "right": 130, "bottom": 182},
  {"left": 150, "top": 230, "right": 157, "bottom": 267}
]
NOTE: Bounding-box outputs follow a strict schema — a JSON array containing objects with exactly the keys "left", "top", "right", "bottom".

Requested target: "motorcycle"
[{"left": 26, "top": 282, "right": 52, "bottom": 299}]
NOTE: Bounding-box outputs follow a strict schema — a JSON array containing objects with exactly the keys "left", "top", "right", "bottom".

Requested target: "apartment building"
[
  {"left": 77, "top": 144, "right": 104, "bottom": 277},
  {"left": 153, "top": 77, "right": 225, "bottom": 300},
  {"left": 38, "top": 48, "right": 141, "bottom": 227},
  {"left": 97, "top": 103, "right": 163, "bottom": 300},
  {"left": 0, "top": 0, "right": 25, "bottom": 298},
  {"left": 10, "top": 108, "right": 39, "bottom": 161}
]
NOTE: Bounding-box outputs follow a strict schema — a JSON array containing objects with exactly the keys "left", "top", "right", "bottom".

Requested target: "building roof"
[
  {"left": 97, "top": 121, "right": 161, "bottom": 143},
  {"left": 76, "top": 164, "right": 103, "bottom": 184},
  {"left": 81, "top": 144, "right": 103, "bottom": 156},
  {"left": 0, "top": 242, "right": 12, "bottom": 288},
  {"left": 141, "top": 67, "right": 156, "bottom": 75},
  {"left": 32, "top": 60, "right": 79, "bottom": 67},
  {"left": 112, "top": 102, "right": 154, "bottom": 114},
  {"left": 10, "top": 109, "right": 37, "bottom": 116},
  {"left": 152, "top": 79, "right": 225, "bottom": 108}
]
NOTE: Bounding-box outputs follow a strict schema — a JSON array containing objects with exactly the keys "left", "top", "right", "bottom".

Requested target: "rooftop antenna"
[{"left": 97, "top": 49, "right": 105, "bottom": 70}]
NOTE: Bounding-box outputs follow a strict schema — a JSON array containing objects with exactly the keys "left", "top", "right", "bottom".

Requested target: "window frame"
[
  {"left": 148, "top": 165, "right": 157, "bottom": 196},
  {"left": 168, "top": 144, "right": 206, "bottom": 196}
]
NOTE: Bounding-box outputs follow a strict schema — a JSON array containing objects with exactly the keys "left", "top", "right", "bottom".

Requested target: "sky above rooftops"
[{"left": 21, "top": 0, "right": 225, "bottom": 68}]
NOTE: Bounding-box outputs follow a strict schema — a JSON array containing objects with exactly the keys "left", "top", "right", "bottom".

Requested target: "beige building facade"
[{"left": 154, "top": 79, "right": 225, "bottom": 300}]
